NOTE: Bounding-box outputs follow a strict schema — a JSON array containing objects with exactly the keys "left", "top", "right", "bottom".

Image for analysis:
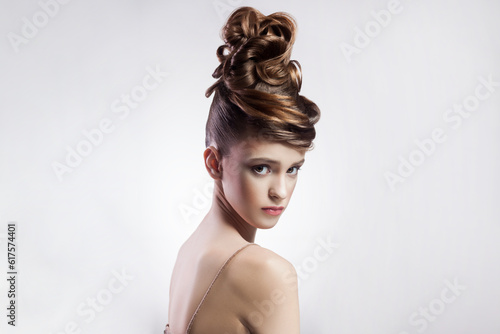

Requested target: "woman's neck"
[{"left": 202, "top": 180, "right": 256, "bottom": 243}]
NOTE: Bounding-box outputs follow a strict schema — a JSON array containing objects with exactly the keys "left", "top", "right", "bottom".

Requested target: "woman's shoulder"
[
  {"left": 225, "top": 244, "right": 298, "bottom": 297},
  {"left": 238, "top": 244, "right": 296, "bottom": 275},
  {"left": 223, "top": 244, "right": 300, "bottom": 333}
]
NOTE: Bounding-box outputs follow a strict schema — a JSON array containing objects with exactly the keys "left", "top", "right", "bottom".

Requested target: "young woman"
[{"left": 166, "top": 7, "right": 320, "bottom": 334}]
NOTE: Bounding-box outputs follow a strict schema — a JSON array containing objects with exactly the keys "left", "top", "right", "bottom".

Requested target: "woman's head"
[
  {"left": 205, "top": 6, "right": 320, "bottom": 156},
  {"left": 204, "top": 7, "right": 320, "bottom": 229}
]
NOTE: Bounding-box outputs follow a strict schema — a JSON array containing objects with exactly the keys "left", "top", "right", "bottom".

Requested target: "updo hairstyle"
[{"left": 205, "top": 7, "right": 320, "bottom": 156}]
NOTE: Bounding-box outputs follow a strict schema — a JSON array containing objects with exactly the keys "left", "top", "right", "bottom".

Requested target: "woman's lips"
[{"left": 262, "top": 206, "right": 284, "bottom": 216}]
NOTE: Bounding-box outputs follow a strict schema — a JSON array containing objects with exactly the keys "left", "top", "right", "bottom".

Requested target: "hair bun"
[
  {"left": 211, "top": 7, "right": 301, "bottom": 92},
  {"left": 205, "top": 7, "right": 320, "bottom": 155},
  {"left": 222, "top": 7, "right": 294, "bottom": 50}
]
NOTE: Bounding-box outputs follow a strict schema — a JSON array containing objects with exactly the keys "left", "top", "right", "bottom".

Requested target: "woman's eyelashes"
[
  {"left": 252, "top": 165, "right": 270, "bottom": 175},
  {"left": 251, "top": 165, "right": 302, "bottom": 176},
  {"left": 287, "top": 166, "right": 301, "bottom": 175}
]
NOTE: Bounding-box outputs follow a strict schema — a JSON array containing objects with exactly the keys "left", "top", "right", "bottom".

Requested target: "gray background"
[{"left": 1, "top": 0, "right": 499, "bottom": 333}]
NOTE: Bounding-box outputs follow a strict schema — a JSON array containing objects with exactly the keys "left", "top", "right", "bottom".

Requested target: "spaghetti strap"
[{"left": 185, "top": 243, "right": 258, "bottom": 333}]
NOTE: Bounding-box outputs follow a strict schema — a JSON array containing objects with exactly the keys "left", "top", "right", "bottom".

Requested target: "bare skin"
[{"left": 168, "top": 137, "right": 306, "bottom": 334}]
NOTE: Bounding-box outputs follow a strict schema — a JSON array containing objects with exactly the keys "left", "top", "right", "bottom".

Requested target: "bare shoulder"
[
  {"left": 233, "top": 245, "right": 297, "bottom": 283},
  {"left": 225, "top": 245, "right": 300, "bottom": 333}
]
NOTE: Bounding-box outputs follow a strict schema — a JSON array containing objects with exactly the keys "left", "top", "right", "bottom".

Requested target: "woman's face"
[{"left": 220, "top": 137, "right": 306, "bottom": 229}]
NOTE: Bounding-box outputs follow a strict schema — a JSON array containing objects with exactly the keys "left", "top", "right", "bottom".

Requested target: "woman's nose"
[{"left": 269, "top": 175, "right": 287, "bottom": 200}]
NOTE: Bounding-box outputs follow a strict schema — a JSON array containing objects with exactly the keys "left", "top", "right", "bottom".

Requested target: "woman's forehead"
[{"left": 229, "top": 137, "right": 306, "bottom": 161}]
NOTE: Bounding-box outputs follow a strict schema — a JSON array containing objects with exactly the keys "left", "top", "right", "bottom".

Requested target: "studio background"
[{"left": 1, "top": 0, "right": 499, "bottom": 333}]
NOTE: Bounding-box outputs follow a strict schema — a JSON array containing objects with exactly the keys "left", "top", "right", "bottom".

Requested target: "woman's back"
[
  {"left": 166, "top": 231, "right": 300, "bottom": 334},
  {"left": 166, "top": 6, "right": 319, "bottom": 333}
]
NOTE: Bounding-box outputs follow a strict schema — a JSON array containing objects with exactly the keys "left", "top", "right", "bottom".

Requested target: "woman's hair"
[{"left": 205, "top": 6, "right": 320, "bottom": 156}]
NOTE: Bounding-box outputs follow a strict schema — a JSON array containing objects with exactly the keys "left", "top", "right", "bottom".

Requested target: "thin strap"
[{"left": 186, "top": 243, "right": 258, "bottom": 333}]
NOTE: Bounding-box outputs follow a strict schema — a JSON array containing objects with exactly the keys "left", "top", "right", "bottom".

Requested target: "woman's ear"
[{"left": 203, "top": 146, "right": 223, "bottom": 179}]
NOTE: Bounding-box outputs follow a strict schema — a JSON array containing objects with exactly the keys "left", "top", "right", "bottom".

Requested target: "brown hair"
[{"left": 205, "top": 6, "right": 320, "bottom": 156}]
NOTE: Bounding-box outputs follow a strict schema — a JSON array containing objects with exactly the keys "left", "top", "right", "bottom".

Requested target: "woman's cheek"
[{"left": 236, "top": 178, "right": 257, "bottom": 216}]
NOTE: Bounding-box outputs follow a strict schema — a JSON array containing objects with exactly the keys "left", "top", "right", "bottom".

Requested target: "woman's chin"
[{"left": 251, "top": 217, "right": 281, "bottom": 230}]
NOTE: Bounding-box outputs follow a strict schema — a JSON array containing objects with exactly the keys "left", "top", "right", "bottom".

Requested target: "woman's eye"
[
  {"left": 287, "top": 166, "right": 300, "bottom": 175},
  {"left": 252, "top": 165, "right": 270, "bottom": 175}
]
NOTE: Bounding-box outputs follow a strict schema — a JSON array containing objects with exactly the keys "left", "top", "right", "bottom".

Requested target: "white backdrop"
[{"left": 1, "top": 0, "right": 499, "bottom": 333}]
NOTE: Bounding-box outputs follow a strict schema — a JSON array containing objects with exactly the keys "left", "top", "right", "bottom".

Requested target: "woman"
[{"left": 166, "top": 6, "right": 320, "bottom": 334}]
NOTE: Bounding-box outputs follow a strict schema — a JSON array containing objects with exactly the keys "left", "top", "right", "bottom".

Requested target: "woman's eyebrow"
[{"left": 247, "top": 158, "right": 305, "bottom": 165}]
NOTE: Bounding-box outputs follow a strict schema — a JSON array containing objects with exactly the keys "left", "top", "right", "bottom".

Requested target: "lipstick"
[{"left": 262, "top": 206, "right": 284, "bottom": 216}]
